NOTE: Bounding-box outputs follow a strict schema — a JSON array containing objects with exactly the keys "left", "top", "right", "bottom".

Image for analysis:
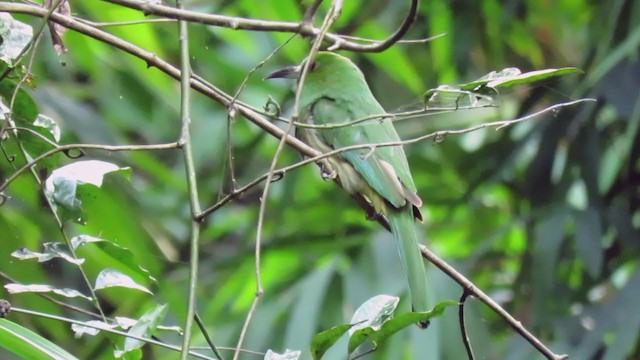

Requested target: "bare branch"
[
  {"left": 0, "top": 142, "right": 179, "bottom": 194},
  {"left": 0, "top": 2, "right": 387, "bottom": 231},
  {"left": 197, "top": 99, "right": 591, "bottom": 224},
  {"left": 459, "top": 289, "right": 475, "bottom": 360},
  {"left": 232, "top": 2, "right": 343, "bottom": 359},
  {"left": 10, "top": 307, "right": 216, "bottom": 359},
  {"left": 420, "top": 245, "right": 569, "bottom": 360},
  {"left": 101, "top": 0, "right": 419, "bottom": 52}
]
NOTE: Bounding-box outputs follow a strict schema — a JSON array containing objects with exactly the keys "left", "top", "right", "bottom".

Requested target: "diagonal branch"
[
  {"left": 0, "top": 2, "right": 389, "bottom": 224},
  {"left": 420, "top": 245, "right": 569, "bottom": 360}
]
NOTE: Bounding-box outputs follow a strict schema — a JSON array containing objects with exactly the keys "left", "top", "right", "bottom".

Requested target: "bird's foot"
[{"left": 322, "top": 169, "right": 337, "bottom": 180}]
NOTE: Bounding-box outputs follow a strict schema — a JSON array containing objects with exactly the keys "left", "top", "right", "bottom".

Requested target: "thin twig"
[
  {"left": 0, "top": 142, "right": 179, "bottom": 194},
  {"left": 0, "top": 271, "right": 103, "bottom": 320},
  {"left": 197, "top": 99, "right": 593, "bottom": 220},
  {"left": 459, "top": 289, "right": 475, "bottom": 360},
  {"left": 9, "top": 307, "right": 215, "bottom": 359},
  {"left": 338, "top": 32, "right": 447, "bottom": 44},
  {"left": 1, "top": 2, "right": 370, "bottom": 217},
  {"left": 301, "top": 0, "right": 323, "bottom": 25},
  {"left": 100, "top": 0, "right": 419, "bottom": 52},
  {"left": 2, "top": 0, "right": 110, "bottom": 323},
  {"left": 231, "top": 2, "right": 342, "bottom": 359},
  {"left": 175, "top": 1, "right": 203, "bottom": 358},
  {"left": 195, "top": 313, "right": 225, "bottom": 360},
  {"left": 274, "top": 102, "right": 496, "bottom": 130},
  {"left": 420, "top": 245, "right": 569, "bottom": 360},
  {"left": 196, "top": 346, "right": 263, "bottom": 356},
  {"left": 223, "top": 35, "right": 298, "bottom": 192},
  {"left": 231, "top": 294, "right": 260, "bottom": 360},
  {"left": 76, "top": 17, "right": 175, "bottom": 27},
  {"left": 0, "top": 3, "right": 337, "bottom": 182}
]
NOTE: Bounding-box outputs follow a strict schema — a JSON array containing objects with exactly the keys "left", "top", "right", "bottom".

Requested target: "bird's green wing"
[
  {"left": 310, "top": 97, "right": 411, "bottom": 208},
  {"left": 360, "top": 113, "right": 420, "bottom": 195}
]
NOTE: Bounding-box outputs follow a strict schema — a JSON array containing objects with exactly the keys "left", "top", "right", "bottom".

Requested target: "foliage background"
[{"left": 1, "top": 0, "right": 639, "bottom": 359}]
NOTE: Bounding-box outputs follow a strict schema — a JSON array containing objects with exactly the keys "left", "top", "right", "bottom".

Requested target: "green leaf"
[
  {"left": 423, "top": 85, "right": 496, "bottom": 109},
  {"left": 4, "top": 284, "right": 93, "bottom": 301},
  {"left": 94, "top": 269, "right": 152, "bottom": 295},
  {"left": 347, "top": 300, "right": 457, "bottom": 354},
  {"left": 71, "top": 320, "right": 118, "bottom": 338},
  {"left": 0, "top": 13, "right": 33, "bottom": 64},
  {"left": 44, "top": 161, "right": 131, "bottom": 224},
  {"left": 533, "top": 208, "right": 567, "bottom": 314},
  {"left": 12, "top": 242, "right": 84, "bottom": 265},
  {"left": 5, "top": 282, "right": 89, "bottom": 300},
  {"left": 72, "top": 235, "right": 156, "bottom": 283},
  {"left": 0, "top": 80, "right": 38, "bottom": 123},
  {"left": 575, "top": 208, "right": 603, "bottom": 278},
  {"left": 0, "top": 319, "right": 79, "bottom": 360},
  {"left": 311, "top": 323, "right": 354, "bottom": 360},
  {"left": 348, "top": 295, "right": 399, "bottom": 336},
  {"left": 114, "top": 304, "right": 168, "bottom": 358},
  {"left": 32, "top": 114, "right": 61, "bottom": 142},
  {"left": 459, "top": 67, "right": 583, "bottom": 91},
  {"left": 15, "top": 114, "right": 63, "bottom": 171},
  {"left": 264, "top": 349, "right": 302, "bottom": 360}
]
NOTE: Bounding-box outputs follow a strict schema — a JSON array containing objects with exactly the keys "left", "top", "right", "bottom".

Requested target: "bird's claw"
[{"left": 322, "top": 170, "right": 337, "bottom": 180}]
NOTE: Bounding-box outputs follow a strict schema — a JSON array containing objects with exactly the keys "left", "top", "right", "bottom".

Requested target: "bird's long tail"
[{"left": 388, "top": 206, "right": 429, "bottom": 328}]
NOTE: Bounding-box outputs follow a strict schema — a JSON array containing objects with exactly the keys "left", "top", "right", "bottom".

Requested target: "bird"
[{"left": 267, "top": 51, "right": 429, "bottom": 328}]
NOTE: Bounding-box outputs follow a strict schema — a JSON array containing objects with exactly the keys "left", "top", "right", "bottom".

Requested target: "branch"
[
  {"left": 175, "top": 1, "right": 201, "bottom": 358},
  {"left": 101, "top": 0, "right": 418, "bottom": 52},
  {"left": 0, "top": 142, "right": 179, "bottom": 194},
  {"left": 197, "top": 98, "right": 593, "bottom": 221},
  {"left": 420, "top": 245, "right": 569, "bottom": 360},
  {"left": 0, "top": 4, "right": 316, "bottom": 157},
  {"left": 232, "top": 3, "right": 343, "bottom": 360},
  {"left": 9, "top": 307, "right": 215, "bottom": 360},
  {"left": 0, "top": 2, "right": 391, "bottom": 232},
  {"left": 459, "top": 289, "right": 475, "bottom": 360}
]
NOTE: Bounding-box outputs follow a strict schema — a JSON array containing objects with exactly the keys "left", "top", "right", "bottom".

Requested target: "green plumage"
[{"left": 275, "top": 52, "right": 429, "bottom": 326}]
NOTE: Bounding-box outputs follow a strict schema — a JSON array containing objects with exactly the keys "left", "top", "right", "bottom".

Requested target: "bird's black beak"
[{"left": 265, "top": 65, "right": 301, "bottom": 80}]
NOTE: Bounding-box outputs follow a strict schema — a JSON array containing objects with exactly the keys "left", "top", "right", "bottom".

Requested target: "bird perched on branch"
[{"left": 267, "top": 51, "right": 429, "bottom": 328}]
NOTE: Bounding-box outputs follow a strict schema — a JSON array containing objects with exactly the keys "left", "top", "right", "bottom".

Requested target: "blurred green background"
[{"left": 1, "top": 0, "right": 639, "bottom": 359}]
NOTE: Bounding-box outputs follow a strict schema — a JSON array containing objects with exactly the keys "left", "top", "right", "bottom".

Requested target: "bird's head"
[{"left": 266, "top": 52, "right": 369, "bottom": 107}]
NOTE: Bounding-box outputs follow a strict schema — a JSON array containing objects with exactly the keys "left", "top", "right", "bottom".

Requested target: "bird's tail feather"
[{"left": 388, "top": 207, "right": 430, "bottom": 328}]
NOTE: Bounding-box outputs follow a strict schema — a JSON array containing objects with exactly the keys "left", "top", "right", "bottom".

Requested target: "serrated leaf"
[
  {"left": 311, "top": 323, "right": 354, "bottom": 360},
  {"left": 0, "top": 319, "right": 79, "bottom": 360},
  {"left": 0, "top": 14, "right": 33, "bottom": 64},
  {"left": 94, "top": 269, "right": 152, "bottom": 294},
  {"left": 4, "top": 284, "right": 92, "bottom": 301},
  {"left": 459, "top": 67, "right": 582, "bottom": 91},
  {"left": 347, "top": 300, "right": 457, "bottom": 354},
  {"left": 264, "top": 349, "right": 302, "bottom": 360},
  {"left": 11, "top": 242, "right": 84, "bottom": 265}
]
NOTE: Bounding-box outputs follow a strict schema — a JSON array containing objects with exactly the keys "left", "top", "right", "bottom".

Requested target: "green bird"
[{"left": 268, "top": 52, "right": 429, "bottom": 327}]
